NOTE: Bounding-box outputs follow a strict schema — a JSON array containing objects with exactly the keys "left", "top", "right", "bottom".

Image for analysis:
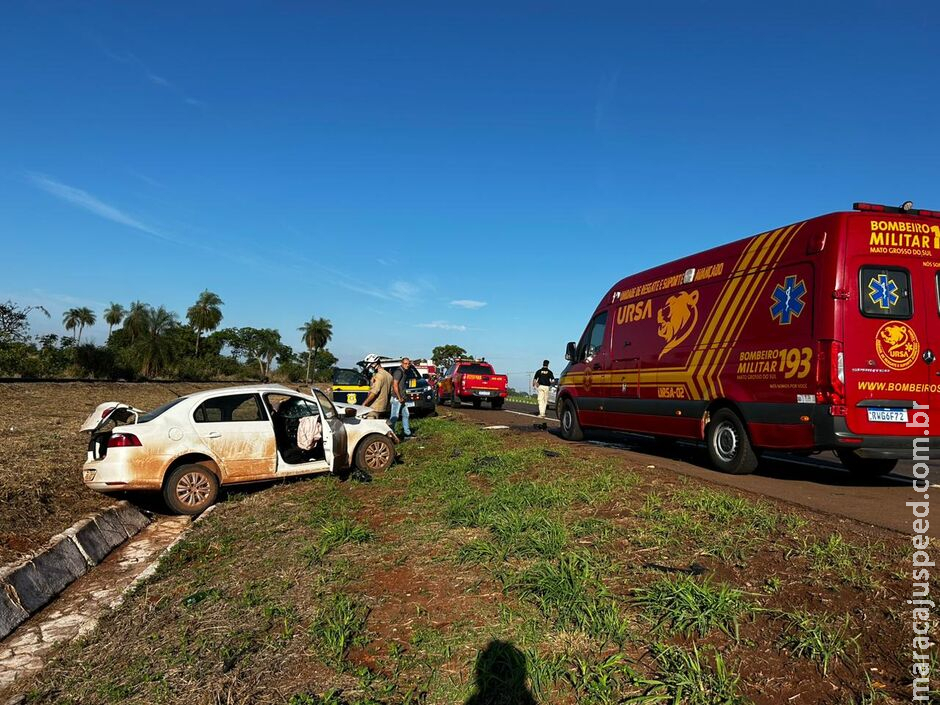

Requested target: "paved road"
[{"left": 448, "top": 400, "right": 937, "bottom": 537}]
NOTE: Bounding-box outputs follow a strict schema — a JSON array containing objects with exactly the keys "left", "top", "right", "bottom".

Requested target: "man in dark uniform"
[
  {"left": 389, "top": 357, "right": 414, "bottom": 438},
  {"left": 532, "top": 360, "right": 555, "bottom": 419}
]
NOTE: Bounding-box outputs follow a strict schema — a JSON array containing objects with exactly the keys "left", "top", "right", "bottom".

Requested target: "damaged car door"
[{"left": 192, "top": 392, "right": 277, "bottom": 480}]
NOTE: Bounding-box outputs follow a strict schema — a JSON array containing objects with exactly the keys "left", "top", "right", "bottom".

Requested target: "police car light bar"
[{"left": 854, "top": 202, "right": 940, "bottom": 219}]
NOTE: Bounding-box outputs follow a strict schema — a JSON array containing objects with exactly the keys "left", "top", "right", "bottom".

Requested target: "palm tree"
[
  {"left": 298, "top": 317, "right": 333, "bottom": 383},
  {"left": 104, "top": 303, "right": 125, "bottom": 340},
  {"left": 186, "top": 290, "right": 224, "bottom": 356},
  {"left": 75, "top": 307, "right": 96, "bottom": 344},
  {"left": 62, "top": 307, "right": 96, "bottom": 344},
  {"left": 123, "top": 301, "right": 148, "bottom": 341},
  {"left": 63, "top": 308, "right": 81, "bottom": 343},
  {"left": 136, "top": 306, "right": 179, "bottom": 377}
]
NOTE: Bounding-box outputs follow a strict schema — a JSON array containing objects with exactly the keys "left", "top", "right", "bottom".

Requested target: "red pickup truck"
[{"left": 437, "top": 359, "right": 508, "bottom": 409}]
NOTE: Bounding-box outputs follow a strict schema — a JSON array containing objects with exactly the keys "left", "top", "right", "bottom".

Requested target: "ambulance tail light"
[{"left": 815, "top": 340, "right": 845, "bottom": 413}]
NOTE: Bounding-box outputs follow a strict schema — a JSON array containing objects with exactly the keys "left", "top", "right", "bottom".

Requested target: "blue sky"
[{"left": 2, "top": 2, "right": 938, "bottom": 389}]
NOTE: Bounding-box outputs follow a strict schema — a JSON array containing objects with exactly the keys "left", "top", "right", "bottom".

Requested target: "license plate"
[
  {"left": 477, "top": 390, "right": 490, "bottom": 396},
  {"left": 406, "top": 401, "right": 415, "bottom": 408},
  {"left": 867, "top": 408, "right": 908, "bottom": 423}
]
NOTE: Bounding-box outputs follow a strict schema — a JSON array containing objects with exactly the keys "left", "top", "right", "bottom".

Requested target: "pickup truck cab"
[{"left": 438, "top": 359, "right": 508, "bottom": 409}]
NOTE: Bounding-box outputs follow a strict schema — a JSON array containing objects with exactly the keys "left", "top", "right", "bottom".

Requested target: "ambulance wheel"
[
  {"left": 472, "top": 399, "right": 482, "bottom": 408},
  {"left": 706, "top": 408, "right": 758, "bottom": 475},
  {"left": 836, "top": 450, "right": 898, "bottom": 478},
  {"left": 559, "top": 398, "right": 584, "bottom": 442},
  {"left": 492, "top": 398, "right": 504, "bottom": 410}
]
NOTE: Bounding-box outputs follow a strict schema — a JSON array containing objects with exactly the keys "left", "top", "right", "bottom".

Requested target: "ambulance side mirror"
[{"left": 565, "top": 341, "right": 577, "bottom": 361}]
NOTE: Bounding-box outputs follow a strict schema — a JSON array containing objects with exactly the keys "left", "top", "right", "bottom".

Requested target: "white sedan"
[{"left": 80, "top": 384, "right": 398, "bottom": 514}]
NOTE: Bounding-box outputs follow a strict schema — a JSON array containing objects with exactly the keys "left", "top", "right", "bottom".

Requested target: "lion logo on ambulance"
[
  {"left": 875, "top": 321, "right": 920, "bottom": 371},
  {"left": 657, "top": 290, "right": 699, "bottom": 359}
]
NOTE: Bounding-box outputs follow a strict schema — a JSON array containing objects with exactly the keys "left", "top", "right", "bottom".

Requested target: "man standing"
[
  {"left": 390, "top": 357, "right": 414, "bottom": 438},
  {"left": 532, "top": 359, "right": 555, "bottom": 419},
  {"left": 361, "top": 353, "right": 392, "bottom": 418}
]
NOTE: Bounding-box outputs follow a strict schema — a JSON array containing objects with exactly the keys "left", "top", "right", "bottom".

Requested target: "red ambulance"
[{"left": 558, "top": 203, "right": 939, "bottom": 475}]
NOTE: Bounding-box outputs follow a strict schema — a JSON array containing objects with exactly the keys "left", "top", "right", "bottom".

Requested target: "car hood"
[
  {"left": 333, "top": 401, "right": 379, "bottom": 419},
  {"left": 79, "top": 402, "right": 145, "bottom": 433}
]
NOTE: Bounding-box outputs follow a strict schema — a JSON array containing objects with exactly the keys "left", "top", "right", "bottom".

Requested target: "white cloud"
[
  {"left": 417, "top": 321, "right": 467, "bottom": 331},
  {"left": 148, "top": 73, "right": 173, "bottom": 88},
  {"left": 28, "top": 173, "right": 166, "bottom": 238},
  {"left": 390, "top": 281, "right": 420, "bottom": 302},
  {"left": 450, "top": 299, "right": 487, "bottom": 309}
]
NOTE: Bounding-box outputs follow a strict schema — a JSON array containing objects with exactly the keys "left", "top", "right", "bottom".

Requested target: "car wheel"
[
  {"left": 472, "top": 399, "right": 482, "bottom": 409},
  {"left": 356, "top": 434, "right": 394, "bottom": 472},
  {"left": 836, "top": 450, "right": 898, "bottom": 478},
  {"left": 492, "top": 398, "right": 504, "bottom": 410},
  {"left": 706, "top": 408, "right": 758, "bottom": 475},
  {"left": 559, "top": 398, "right": 584, "bottom": 441},
  {"left": 163, "top": 464, "right": 219, "bottom": 515}
]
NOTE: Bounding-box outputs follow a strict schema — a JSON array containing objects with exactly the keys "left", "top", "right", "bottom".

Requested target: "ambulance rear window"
[{"left": 859, "top": 266, "right": 912, "bottom": 319}]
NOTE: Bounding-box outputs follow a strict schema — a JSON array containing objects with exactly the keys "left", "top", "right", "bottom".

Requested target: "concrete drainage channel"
[{"left": 0, "top": 502, "right": 202, "bottom": 694}]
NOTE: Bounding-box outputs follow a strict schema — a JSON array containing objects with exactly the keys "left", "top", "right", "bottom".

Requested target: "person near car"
[
  {"left": 390, "top": 357, "right": 414, "bottom": 438},
  {"left": 532, "top": 360, "right": 555, "bottom": 419},
  {"left": 361, "top": 353, "right": 392, "bottom": 418}
]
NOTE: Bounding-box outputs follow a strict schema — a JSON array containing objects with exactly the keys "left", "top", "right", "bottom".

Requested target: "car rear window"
[
  {"left": 193, "top": 393, "right": 267, "bottom": 423},
  {"left": 860, "top": 266, "right": 912, "bottom": 318},
  {"left": 137, "top": 397, "right": 187, "bottom": 423},
  {"left": 458, "top": 364, "right": 494, "bottom": 375}
]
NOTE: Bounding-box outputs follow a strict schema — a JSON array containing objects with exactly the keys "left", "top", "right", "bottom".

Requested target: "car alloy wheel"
[
  {"left": 176, "top": 471, "right": 213, "bottom": 507},
  {"left": 363, "top": 438, "right": 391, "bottom": 470}
]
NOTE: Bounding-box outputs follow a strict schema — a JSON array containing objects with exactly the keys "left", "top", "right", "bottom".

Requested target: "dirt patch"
[{"left": 0, "top": 382, "right": 235, "bottom": 563}]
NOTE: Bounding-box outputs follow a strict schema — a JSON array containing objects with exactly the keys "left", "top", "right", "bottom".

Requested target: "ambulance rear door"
[{"left": 843, "top": 214, "right": 935, "bottom": 437}]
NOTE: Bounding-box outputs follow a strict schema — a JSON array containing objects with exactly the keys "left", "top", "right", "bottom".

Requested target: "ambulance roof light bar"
[{"left": 853, "top": 201, "right": 940, "bottom": 219}]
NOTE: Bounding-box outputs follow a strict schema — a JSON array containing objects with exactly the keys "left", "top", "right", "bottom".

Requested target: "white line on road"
[{"left": 502, "top": 409, "right": 559, "bottom": 423}]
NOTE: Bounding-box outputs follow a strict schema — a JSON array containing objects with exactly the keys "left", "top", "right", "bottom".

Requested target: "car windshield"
[
  {"left": 458, "top": 364, "right": 493, "bottom": 375},
  {"left": 333, "top": 368, "right": 367, "bottom": 386},
  {"left": 137, "top": 397, "right": 188, "bottom": 423}
]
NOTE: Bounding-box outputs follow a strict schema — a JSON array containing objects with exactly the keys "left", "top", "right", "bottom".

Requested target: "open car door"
[{"left": 311, "top": 389, "right": 348, "bottom": 472}]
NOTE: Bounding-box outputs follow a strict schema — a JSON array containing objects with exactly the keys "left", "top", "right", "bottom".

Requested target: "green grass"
[
  {"left": 16, "top": 412, "right": 908, "bottom": 705},
  {"left": 635, "top": 488, "right": 783, "bottom": 561},
  {"left": 566, "top": 652, "right": 638, "bottom": 705},
  {"left": 304, "top": 517, "right": 374, "bottom": 564},
  {"left": 308, "top": 593, "right": 371, "bottom": 667},
  {"left": 778, "top": 611, "right": 859, "bottom": 675},
  {"left": 628, "top": 644, "right": 749, "bottom": 705},
  {"left": 790, "top": 533, "right": 887, "bottom": 590},
  {"left": 507, "top": 552, "right": 629, "bottom": 645},
  {"left": 632, "top": 575, "right": 752, "bottom": 641}
]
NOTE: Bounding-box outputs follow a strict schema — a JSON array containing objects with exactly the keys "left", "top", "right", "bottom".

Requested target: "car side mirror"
[
  {"left": 344, "top": 407, "right": 357, "bottom": 418},
  {"left": 565, "top": 341, "right": 577, "bottom": 361}
]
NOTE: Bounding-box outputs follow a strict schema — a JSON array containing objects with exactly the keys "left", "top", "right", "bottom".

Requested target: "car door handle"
[{"left": 206, "top": 431, "right": 222, "bottom": 439}]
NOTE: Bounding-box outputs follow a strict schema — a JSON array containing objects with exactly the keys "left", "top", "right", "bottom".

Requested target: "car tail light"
[
  {"left": 815, "top": 340, "right": 845, "bottom": 412},
  {"left": 108, "top": 433, "right": 142, "bottom": 448},
  {"left": 101, "top": 406, "right": 115, "bottom": 419}
]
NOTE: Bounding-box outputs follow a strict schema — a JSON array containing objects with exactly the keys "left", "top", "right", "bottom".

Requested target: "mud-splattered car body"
[{"left": 80, "top": 384, "right": 398, "bottom": 514}]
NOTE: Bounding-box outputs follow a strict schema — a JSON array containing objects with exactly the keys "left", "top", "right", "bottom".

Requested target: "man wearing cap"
[
  {"left": 361, "top": 354, "right": 393, "bottom": 418},
  {"left": 532, "top": 360, "right": 555, "bottom": 419}
]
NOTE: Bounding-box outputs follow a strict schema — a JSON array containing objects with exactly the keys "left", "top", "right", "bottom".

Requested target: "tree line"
[{"left": 0, "top": 293, "right": 336, "bottom": 383}]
